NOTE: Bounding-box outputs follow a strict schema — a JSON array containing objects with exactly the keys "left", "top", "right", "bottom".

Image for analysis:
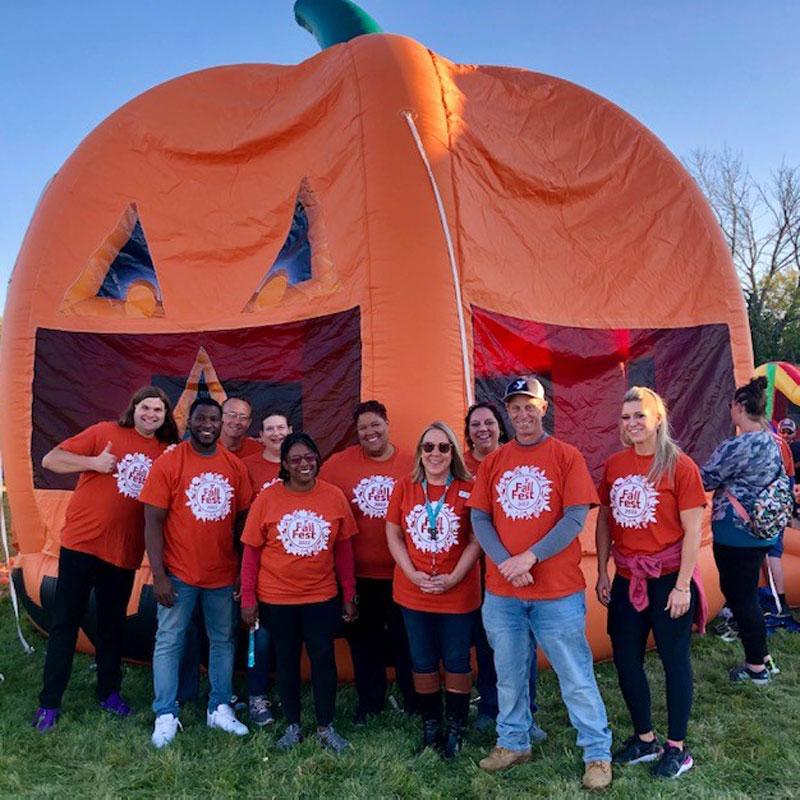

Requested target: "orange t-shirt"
[
  {"left": 242, "top": 452, "right": 281, "bottom": 495},
  {"left": 320, "top": 444, "right": 413, "bottom": 579},
  {"left": 241, "top": 479, "right": 357, "bottom": 604},
  {"left": 58, "top": 421, "right": 169, "bottom": 570},
  {"left": 464, "top": 449, "right": 481, "bottom": 479},
  {"left": 775, "top": 434, "right": 794, "bottom": 476},
  {"left": 468, "top": 437, "right": 599, "bottom": 600},
  {"left": 386, "top": 476, "right": 480, "bottom": 613},
  {"left": 225, "top": 437, "right": 263, "bottom": 460},
  {"left": 599, "top": 449, "right": 707, "bottom": 577},
  {"left": 139, "top": 441, "right": 253, "bottom": 588}
]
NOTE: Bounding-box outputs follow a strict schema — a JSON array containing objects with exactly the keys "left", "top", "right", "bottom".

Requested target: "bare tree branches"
[{"left": 685, "top": 148, "right": 800, "bottom": 363}]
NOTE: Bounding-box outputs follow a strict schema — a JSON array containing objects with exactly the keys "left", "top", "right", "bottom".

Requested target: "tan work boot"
[
  {"left": 582, "top": 760, "right": 612, "bottom": 790},
  {"left": 478, "top": 745, "right": 532, "bottom": 772}
]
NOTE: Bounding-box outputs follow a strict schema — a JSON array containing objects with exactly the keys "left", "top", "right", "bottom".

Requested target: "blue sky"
[{"left": 2, "top": 1, "right": 799, "bottom": 313}]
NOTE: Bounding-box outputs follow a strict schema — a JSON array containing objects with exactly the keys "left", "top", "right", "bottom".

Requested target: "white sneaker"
[
  {"left": 207, "top": 703, "right": 249, "bottom": 736},
  {"left": 152, "top": 713, "right": 181, "bottom": 748}
]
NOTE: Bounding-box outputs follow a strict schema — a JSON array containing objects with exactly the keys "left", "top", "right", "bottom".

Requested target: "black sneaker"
[
  {"left": 612, "top": 734, "right": 663, "bottom": 765},
  {"left": 729, "top": 664, "right": 770, "bottom": 685},
  {"left": 651, "top": 744, "right": 694, "bottom": 778}
]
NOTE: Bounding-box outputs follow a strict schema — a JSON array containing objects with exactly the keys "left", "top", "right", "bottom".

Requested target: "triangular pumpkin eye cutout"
[
  {"left": 244, "top": 178, "right": 340, "bottom": 312},
  {"left": 60, "top": 204, "right": 165, "bottom": 318}
]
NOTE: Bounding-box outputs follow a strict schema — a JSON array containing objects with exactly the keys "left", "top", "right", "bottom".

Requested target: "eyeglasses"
[
  {"left": 287, "top": 453, "right": 318, "bottom": 466},
  {"left": 223, "top": 411, "right": 251, "bottom": 421},
  {"left": 421, "top": 442, "right": 452, "bottom": 454}
]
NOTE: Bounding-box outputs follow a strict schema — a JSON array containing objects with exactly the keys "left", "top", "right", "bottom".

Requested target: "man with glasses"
[
  {"left": 220, "top": 397, "right": 262, "bottom": 459},
  {"left": 468, "top": 376, "right": 613, "bottom": 790},
  {"left": 141, "top": 397, "right": 253, "bottom": 747}
]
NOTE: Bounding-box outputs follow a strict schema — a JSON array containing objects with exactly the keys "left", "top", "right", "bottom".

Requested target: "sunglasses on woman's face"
[
  {"left": 287, "top": 453, "right": 318, "bottom": 466},
  {"left": 421, "top": 442, "right": 452, "bottom": 454}
]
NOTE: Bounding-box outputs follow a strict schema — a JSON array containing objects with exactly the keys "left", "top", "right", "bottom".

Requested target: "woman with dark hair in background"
[
  {"left": 701, "top": 377, "right": 789, "bottom": 685},
  {"left": 464, "top": 402, "right": 545, "bottom": 741},
  {"left": 386, "top": 421, "right": 481, "bottom": 759},
  {"left": 33, "top": 386, "right": 180, "bottom": 731},
  {"left": 240, "top": 432, "right": 358, "bottom": 753}
]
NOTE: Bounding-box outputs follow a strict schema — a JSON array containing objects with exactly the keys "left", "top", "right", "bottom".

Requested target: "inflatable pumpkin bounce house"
[{"left": 1, "top": 0, "right": 752, "bottom": 668}]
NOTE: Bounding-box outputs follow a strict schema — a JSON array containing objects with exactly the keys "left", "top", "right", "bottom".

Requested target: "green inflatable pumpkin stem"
[{"left": 294, "top": 0, "right": 383, "bottom": 49}]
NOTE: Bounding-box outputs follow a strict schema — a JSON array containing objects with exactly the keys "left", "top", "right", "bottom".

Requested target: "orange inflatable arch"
[{"left": 1, "top": 0, "right": 751, "bottom": 672}]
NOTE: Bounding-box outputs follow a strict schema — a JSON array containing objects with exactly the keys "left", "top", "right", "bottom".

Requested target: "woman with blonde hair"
[
  {"left": 596, "top": 386, "right": 707, "bottom": 779},
  {"left": 386, "top": 421, "right": 481, "bottom": 759}
]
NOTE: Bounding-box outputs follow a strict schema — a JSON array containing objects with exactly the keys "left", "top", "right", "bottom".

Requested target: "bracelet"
[{"left": 674, "top": 587, "right": 691, "bottom": 594}]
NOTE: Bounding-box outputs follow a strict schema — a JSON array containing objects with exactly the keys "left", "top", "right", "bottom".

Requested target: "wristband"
[{"left": 674, "top": 586, "right": 691, "bottom": 594}]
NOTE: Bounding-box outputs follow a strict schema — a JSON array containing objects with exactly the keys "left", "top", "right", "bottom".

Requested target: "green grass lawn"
[{"left": 0, "top": 600, "right": 798, "bottom": 799}]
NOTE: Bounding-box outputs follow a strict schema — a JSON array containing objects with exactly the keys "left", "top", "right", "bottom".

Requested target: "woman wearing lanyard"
[
  {"left": 240, "top": 432, "right": 358, "bottom": 753},
  {"left": 386, "top": 421, "right": 481, "bottom": 759},
  {"left": 596, "top": 387, "right": 706, "bottom": 779}
]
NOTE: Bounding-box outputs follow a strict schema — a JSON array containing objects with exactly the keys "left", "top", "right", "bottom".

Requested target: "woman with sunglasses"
[
  {"left": 240, "top": 432, "right": 358, "bottom": 753},
  {"left": 386, "top": 421, "right": 481, "bottom": 759}
]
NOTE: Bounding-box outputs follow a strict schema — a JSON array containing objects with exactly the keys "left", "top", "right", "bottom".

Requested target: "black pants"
[
  {"left": 261, "top": 597, "right": 340, "bottom": 727},
  {"left": 39, "top": 547, "right": 135, "bottom": 708},
  {"left": 713, "top": 542, "right": 770, "bottom": 664},
  {"left": 344, "top": 577, "right": 415, "bottom": 715},
  {"left": 608, "top": 572, "right": 695, "bottom": 742}
]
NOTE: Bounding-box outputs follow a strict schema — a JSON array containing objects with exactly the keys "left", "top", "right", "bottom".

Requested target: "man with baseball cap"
[
  {"left": 468, "top": 376, "right": 612, "bottom": 790},
  {"left": 772, "top": 418, "right": 798, "bottom": 617}
]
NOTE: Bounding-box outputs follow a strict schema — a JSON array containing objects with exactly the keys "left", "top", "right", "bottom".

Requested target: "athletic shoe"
[
  {"left": 612, "top": 734, "right": 663, "bottom": 765},
  {"left": 651, "top": 744, "right": 694, "bottom": 778},
  {"left": 582, "top": 760, "right": 613, "bottom": 790},
  {"left": 764, "top": 654, "right": 781, "bottom": 676},
  {"left": 720, "top": 622, "right": 740, "bottom": 642},
  {"left": 206, "top": 703, "right": 249, "bottom": 736},
  {"left": 729, "top": 664, "right": 770, "bottom": 685},
  {"left": 316, "top": 724, "right": 350, "bottom": 754},
  {"left": 248, "top": 695, "right": 274, "bottom": 726},
  {"left": 32, "top": 707, "right": 59, "bottom": 732},
  {"left": 100, "top": 691, "right": 133, "bottom": 717},
  {"left": 530, "top": 721, "right": 548, "bottom": 745},
  {"left": 151, "top": 713, "right": 181, "bottom": 748},
  {"left": 276, "top": 723, "right": 303, "bottom": 750}
]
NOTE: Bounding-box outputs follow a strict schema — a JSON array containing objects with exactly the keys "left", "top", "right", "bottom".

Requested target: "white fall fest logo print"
[
  {"left": 277, "top": 509, "right": 331, "bottom": 557},
  {"left": 114, "top": 453, "right": 153, "bottom": 499},
  {"left": 352, "top": 475, "right": 395, "bottom": 519},
  {"left": 610, "top": 474, "right": 659, "bottom": 528},
  {"left": 405, "top": 504, "right": 460, "bottom": 554},
  {"left": 496, "top": 466, "right": 552, "bottom": 520},
  {"left": 185, "top": 472, "right": 234, "bottom": 522}
]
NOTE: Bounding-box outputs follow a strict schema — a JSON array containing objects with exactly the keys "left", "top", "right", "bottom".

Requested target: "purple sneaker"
[
  {"left": 100, "top": 692, "right": 133, "bottom": 717},
  {"left": 32, "top": 707, "right": 59, "bottom": 732}
]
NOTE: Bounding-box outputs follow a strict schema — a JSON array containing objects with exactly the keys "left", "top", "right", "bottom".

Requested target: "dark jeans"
[
  {"left": 344, "top": 577, "right": 414, "bottom": 714},
  {"left": 608, "top": 573, "right": 695, "bottom": 742},
  {"left": 400, "top": 607, "right": 475, "bottom": 674},
  {"left": 714, "top": 542, "right": 771, "bottom": 664},
  {"left": 473, "top": 611, "right": 539, "bottom": 718},
  {"left": 261, "top": 597, "right": 339, "bottom": 727},
  {"left": 39, "top": 547, "right": 135, "bottom": 708}
]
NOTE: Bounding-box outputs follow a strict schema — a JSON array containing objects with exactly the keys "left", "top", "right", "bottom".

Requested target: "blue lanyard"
[{"left": 422, "top": 475, "right": 453, "bottom": 537}]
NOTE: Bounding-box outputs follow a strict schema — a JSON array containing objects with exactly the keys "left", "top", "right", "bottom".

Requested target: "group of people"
[{"left": 29, "top": 372, "right": 794, "bottom": 791}]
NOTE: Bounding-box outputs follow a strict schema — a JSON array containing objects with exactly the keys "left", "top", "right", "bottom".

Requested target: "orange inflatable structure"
[{"left": 1, "top": 0, "right": 750, "bottom": 669}]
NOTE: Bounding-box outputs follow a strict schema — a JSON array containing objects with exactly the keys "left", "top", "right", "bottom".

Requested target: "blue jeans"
[
  {"left": 400, "top": 607, "right": 475, "bottom": 674},
  {"left": 152, "top": 576, "right": 236, "bottom": 717},
  {"left": 482, "top": 590, "right": 611, "bottom": 761}
]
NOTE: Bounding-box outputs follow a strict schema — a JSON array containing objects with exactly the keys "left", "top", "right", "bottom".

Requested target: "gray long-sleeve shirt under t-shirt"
[{"left": 471, "top": 505, "right": 589, "bottom": 565}]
